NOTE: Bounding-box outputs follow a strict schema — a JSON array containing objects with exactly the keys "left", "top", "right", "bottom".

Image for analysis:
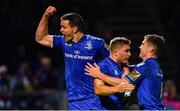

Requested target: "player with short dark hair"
[{"left": 35, "top": 6, "right": 109, "bottom": 110}]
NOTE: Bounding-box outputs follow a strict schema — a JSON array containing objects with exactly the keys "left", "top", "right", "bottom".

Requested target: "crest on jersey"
[
  {"left": 127, "top": 69, "right": 141, "bottom": 81},
  {"left": 114, "top": 70, "right": 119, "bottom": 75},
  {"left": 84, "top": 41, "right": 93, "bottom": 50}
]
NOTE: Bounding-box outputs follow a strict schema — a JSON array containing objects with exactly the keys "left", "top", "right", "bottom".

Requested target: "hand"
[
  {"left": 85, "top": 62, "right": 101, "bottom": 78},
  {"left": 121, "top": 67, "right": 129, "bottom": 78},
  {"left": 116, "top": 82, "right": 134, "bottom": 93},
  {"left": 44, "top": 6, "right": 57, "bottom": 17}
]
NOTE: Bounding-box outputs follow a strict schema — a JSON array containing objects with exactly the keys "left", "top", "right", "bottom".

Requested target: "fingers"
[
  {"left": 85, "top": 64, "right": 91, "bottom": 70},
  {"left": 47, "top": 6, "right": 56, "bottom": 12},
  {"left": 117, "top": 83, "right": 134, "bottom": 92},
  {"left": 85, "top": 72, "right": 91, "bottom": 76},
  {"left": 84, "top": 62, "right": 99, "bottom": 78},
  {"left": 85, "top": 70, "right": 96, "bottom": 78},
  {"left": 85, "top": 63, "right": 94, "bottom": 75},
  {"left": 123, "top": 67, "right": 129, "bottom": 72},
  {"left": 44, "top": 6, "right": 57, "bottom": 17},
  {"left": 122, "top": 73, "right": 128, "bottom": 78},
  {"left": 124, "top": 85, "right": 134, "bottom": 91},
  {"left": 94, "top": 62, "right": 99, "bottom": 68},
  {"left": 85, "top": 63, "right": 93, "bottom": 72},
  {"left": 85, "top": 67, "right": 90, "bottom": 73},
  {"left": 86, "top": 62, "right": 99, "bottom": 68},
  {"left": 85, "top": 62, "right": 97, "bottom": 71},
  {"left": 87, "top": 62, "right": 94, "bottom": 68}
]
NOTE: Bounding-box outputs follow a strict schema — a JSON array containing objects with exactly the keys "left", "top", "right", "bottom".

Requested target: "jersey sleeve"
[
  {"left": 99, "top": 40, "right": 110, "bottom": 57},
  {"left": 125, "top": 62, "right": 149, "bottom": 85},
  {"left": 97, "top": 61, "right": 109, "bottom": 75},
  {"left": 52, "top": 35, "right": 64, "bottom": 49}
]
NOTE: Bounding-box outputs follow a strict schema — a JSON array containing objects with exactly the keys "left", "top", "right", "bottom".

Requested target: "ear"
[
  {"left": 73, "top": 26, "right": 78, "bottom": 34},
  {"left": 149, "top": 46, "right": 155, "bottom": 53},
  {"left": 113, "top": 50, "right": 119, "bottom": 57}
]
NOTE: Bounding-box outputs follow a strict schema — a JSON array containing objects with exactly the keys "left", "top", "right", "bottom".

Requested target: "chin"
[
  {"left": 66, "top": 40, "right": 72, "bottom": 44},
  {"left": 122, "top": 61, "right": 128, "bottom": 64},
  {"left": 65, "top": 38, "right": 71, "bottom": 42}
]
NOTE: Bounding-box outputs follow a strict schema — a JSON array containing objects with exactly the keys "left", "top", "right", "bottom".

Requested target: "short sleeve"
[
  {"left": 52, "top": 35, "right": 64, "bottom": 49},
  {"left": 97, "top": 62, "right": 109, "bottom": 74},
  {"left": 99, "top": 40, "right": 110, "bottom": 57},
  {"left": 125, "top": 62, "right": 149, "bottom": 85}
]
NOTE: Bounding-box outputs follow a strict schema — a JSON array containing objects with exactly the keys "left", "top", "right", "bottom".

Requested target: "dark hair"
[
  {"left": 145, "top": 34, "right": 165, "bottom": 56},
  {"left": 109, "top": 37, "right": 131, "bottom": 52},
  {"left": 61, "top": 13, "right": 85, "bottom": 32}
]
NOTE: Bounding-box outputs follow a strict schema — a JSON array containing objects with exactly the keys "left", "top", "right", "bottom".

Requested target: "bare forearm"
[
  {"left": 95, "top": 85, "right": 118, "bottom": 96},
  {"left": 35, "top": 14, "right": 49, "bottom": 41},
  {"left": 85, "top": 63, "right": 124, "bottom": 85},
  {"left": 97, "top": 72, "right": 123, "bottom": 86},
  {"left": 34, "top": 6, "right": 56, "bottom": 47},
  {"left": 94, "top": 78, "right": 134, "bottom": 96},
  {"left": 95, "top": 83, "right": 134, "bottom": 95}
]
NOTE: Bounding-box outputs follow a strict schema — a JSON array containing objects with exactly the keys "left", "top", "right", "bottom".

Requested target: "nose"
[
  {"left": 139, "top": 45, "right": 142, "bottom": 49},
  {"left": 60, "top": 28, "right": 63, "bottom": 32}
]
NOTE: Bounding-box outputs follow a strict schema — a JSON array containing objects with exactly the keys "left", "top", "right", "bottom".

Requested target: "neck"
[
  {"left": 109, "top": 54, "right": 119, "bottom": 64},
  {"left": 142, "top": 54, "right": 157, "bottom": 61},
  {"left": 73, "top": 32, "right": 84, "bottom": 43}
]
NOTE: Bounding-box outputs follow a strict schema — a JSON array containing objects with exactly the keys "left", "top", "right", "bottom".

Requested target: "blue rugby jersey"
[
  {"left": 97, "top": 57, "right": 124, "bottom": 109},
  {"left": 125, "top": 58, "right": 165, "bottom": 110},
  {"left": 52, "top": 34, "right": 109, "bottom": 101}
]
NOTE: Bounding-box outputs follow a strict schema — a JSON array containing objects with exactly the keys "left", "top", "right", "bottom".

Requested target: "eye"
[{"left": 125, "top": 49, "right": 130, "bottom": 52}]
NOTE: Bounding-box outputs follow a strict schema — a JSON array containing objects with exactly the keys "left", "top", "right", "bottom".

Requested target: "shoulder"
[
  {"left": 53, "top": 35, "right": 65, "bottom": 39},
  {"left": 97, "top": 58, "right": 109, "bottom": 67},
  {"left": 136, "top": 58, "right": 156, "bottom": 67},
  {"left": 136, "top": 62, "right": 146, "bottom": 67},
  {"left": 145, "top": 58, "right": 159, "bottom": 69},
  {"left": 52, "top": 35, "right": 65, "bottom": 43},
  {"left": 140, "top": 58, "right": 157, "bottom": 68},
  {"left": 84, "top": 35, "right": 106, "bottom": 50},
  {"left": 134, "top": 60, "right": 152, "bottom": 72},
  {"left": 85, "top": 34, "right": 105, "bottom": 42},
  {"left": 145, "top": 58, "right": 158, "bottom": 64}
]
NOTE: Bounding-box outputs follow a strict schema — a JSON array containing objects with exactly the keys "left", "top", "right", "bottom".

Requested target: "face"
[
  {"left": 60, "top": 20, "right": 74, "bottom": 42},
  {"left": 139, "top": 38, "right": 150, "bottom": 59},
  {"left": 116, "top": 44, "right": 131, "bottom": 64}
]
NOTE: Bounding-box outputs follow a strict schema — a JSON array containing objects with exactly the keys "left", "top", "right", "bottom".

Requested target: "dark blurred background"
[{"left": 0, "top": 0, "right": 180, "bottom": 109}]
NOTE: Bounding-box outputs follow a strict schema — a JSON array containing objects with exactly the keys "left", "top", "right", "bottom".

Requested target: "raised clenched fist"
[{"left": 44, "top": 6, "right": 57, "bottom": 17}]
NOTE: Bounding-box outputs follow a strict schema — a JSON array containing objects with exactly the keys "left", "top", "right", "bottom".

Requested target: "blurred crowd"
[
  {"left": 163, "top": 80, "right": 180, "bottom": 110},
  {"left": 0, "top": 45, "right": 66, "bottom": 109}
]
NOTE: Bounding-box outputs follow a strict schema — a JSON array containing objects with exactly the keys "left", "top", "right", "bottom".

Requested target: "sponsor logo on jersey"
[
  {"left": 128, "top": 69, "right": 141, "bottom": 81},
  {"left": 64, "top": 53, "right": 93, "bottom": 60},
  {"left": 74, "top": 50, "right": 80, "bottom": 55}
]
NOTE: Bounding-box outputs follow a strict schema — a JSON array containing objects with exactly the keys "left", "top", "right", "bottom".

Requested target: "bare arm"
[
  {"left": 35, "top": 6, "right": 57, "bottom": 47},
  {"left": 94, "top": 78, "right": 134, "bottom": 96},
  {"left": 121, "top": 67, "right": 129, "bottom": 78},
  {"left": 85, "top": 63, "right": 128, "bottom": 86}
]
